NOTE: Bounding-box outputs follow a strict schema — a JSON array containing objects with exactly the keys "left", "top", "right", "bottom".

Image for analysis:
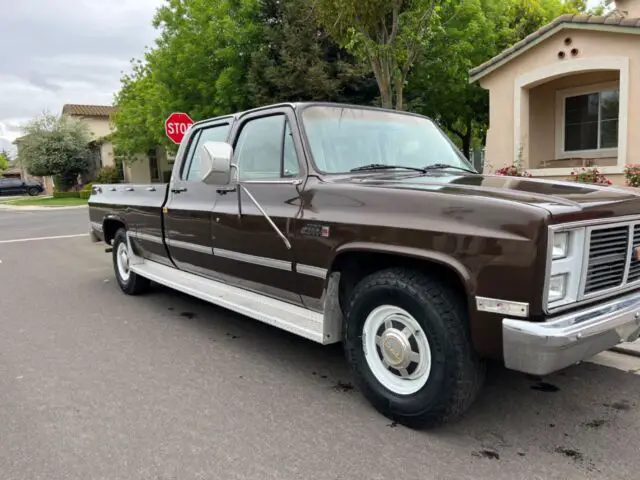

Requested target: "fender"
[
  {"left": 101, "top": 213, "right": 129, "bottom": 244},
  {"left": 331, "top": 241, "right": 474, "bottom": 296}
]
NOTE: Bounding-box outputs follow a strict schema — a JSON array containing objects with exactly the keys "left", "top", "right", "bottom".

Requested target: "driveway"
[{"left": 0, "top": 208, "right": 638, "bottom": 480}]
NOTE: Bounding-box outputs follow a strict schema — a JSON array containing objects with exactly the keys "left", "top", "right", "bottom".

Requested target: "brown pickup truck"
[{"left": 88, "top": 102, "right": 640, "bottom": 428}]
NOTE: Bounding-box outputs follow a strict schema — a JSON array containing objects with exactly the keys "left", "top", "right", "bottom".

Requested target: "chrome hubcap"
[
  {"left": 363, "top": 305, "right": 432, "bottom": 395},
  {"left": 116, "top": 242, "right": 131, "bottom": 282}
]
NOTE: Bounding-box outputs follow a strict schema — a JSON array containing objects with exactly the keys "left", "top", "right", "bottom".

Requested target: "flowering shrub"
[
  {"left": 570, "top": 167, "right": 612, "bottom": 185},
  {"left": 624, "top": 164, "right": 640, "bottom": 187},
  {"left": 495, "top": 163, "right": 532, "bottom": 177}
]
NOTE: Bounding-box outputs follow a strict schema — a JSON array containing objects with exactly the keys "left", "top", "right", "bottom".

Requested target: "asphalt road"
[{"left": 1, "top": 207, "right": 639, "bottom": 480}]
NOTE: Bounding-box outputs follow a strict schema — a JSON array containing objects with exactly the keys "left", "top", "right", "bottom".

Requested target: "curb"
[
  {"left": 611, "top": 340, "right": 640, "bottom": 359},
  {"left": 0, "top": 205, "right": 88, "bottom": 211}
]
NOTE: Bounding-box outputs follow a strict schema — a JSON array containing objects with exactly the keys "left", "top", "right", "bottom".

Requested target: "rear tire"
[
  {"left": 343, "top": 268, "right": 485, "bottom": 429},
  {"left": 28, "top": 187, "right": 39, "bottom": 196},
  {"left": 112, "top": 228, "right": 151, "bottom": 295}
]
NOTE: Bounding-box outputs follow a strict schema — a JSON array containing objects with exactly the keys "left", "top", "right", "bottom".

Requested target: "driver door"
[{"left": 208, "top": 108, "right": 306, "bottom": 306}]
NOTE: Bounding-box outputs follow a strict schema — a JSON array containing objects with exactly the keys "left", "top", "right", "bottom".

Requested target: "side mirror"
[{"left": 199, "top": 141, "right": 234, "bottom": 186}]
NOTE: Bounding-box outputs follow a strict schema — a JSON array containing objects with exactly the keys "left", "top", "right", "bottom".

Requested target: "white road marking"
[{"left": 0, "top": 233, "right": 87, "bottom": 244}]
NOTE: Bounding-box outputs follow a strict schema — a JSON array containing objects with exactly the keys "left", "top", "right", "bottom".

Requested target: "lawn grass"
[{"left": 5, "top": 196, "right": 88, "bottom": 207}]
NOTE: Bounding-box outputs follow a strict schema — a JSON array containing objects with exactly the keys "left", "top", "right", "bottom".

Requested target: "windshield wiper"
[
  {"left": 350, "top": 164, "right": 426, "bottom": 173},
  {"left": 423, "top": 163, "right": 478, "bottom": 174}
]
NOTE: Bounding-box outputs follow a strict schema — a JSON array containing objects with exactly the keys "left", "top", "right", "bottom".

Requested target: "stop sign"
[{"left": 165, "top": 112, "right": 194, "bottom": 144}]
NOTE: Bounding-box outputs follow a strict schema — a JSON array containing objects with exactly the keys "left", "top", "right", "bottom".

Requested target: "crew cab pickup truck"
[{"left": 88, "top": 102, "right": 640, "bottom": 428}]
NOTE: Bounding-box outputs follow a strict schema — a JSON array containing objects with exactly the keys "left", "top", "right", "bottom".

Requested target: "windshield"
[{"left": 301, "top": 105, "right": 471, "bottom": 173}]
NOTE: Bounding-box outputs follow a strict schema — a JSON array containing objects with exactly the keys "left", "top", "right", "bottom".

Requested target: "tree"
[
  {"left": 113, "top": 0, "right": 261, "bottom": 160},
  {"left": 248, "top": 0, "right": 378, "bottom": 106},
  {"left": 0, "top": 150, "right": 10, "bottom": 172},
  {"left": 313, "top": 0, "right": 445, "bottom": 110},
  {"left": 407, "top": 0, "right": 587, "bottom": 159},
  {"left": 19, "top": 113, "right": 92, "bottom": 191}
]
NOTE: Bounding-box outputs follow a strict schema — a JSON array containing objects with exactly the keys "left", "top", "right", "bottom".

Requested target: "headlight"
[
  {"left": 552, "top": 232, "right": 569, "bottom": 259},
  {"left": 548, "top": 274, "right": 567, "bottom": 302},
  {"left": 545, "top": 227, "right": 586, "bottom": 310}
]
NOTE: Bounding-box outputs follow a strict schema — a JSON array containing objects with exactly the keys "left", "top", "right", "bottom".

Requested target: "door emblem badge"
[
  {"left": 635, "top": 246, "right": 640, "bottom": 262},
  {"left": 301, "top": 224, "right": 330, "bottom": 238}
]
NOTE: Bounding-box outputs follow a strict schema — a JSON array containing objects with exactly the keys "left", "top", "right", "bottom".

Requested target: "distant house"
[
  {"left": 61, "top": 103, "right": 175, "bottom": 184},
  {"left": 470, "top": 0, "right": 640, "bottom": 185},
  {"left": 61, "top": 104, "right": 120, "bottom": 182},
  {"left": 13, "top": 104, "right": 174, "bottom": 191}
]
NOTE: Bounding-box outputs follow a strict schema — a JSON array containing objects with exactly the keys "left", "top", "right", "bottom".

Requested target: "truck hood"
[{"left": 330, "top": 172, "right": 640, "bottom": 223}]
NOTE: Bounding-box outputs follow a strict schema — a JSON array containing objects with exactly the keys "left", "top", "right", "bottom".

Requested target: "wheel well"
[
  {"left": 103, "top": 219, "right": 126, "bottom": 245},
  {"left": 331, "top": 251, "right": 469, "bottom": 313}
]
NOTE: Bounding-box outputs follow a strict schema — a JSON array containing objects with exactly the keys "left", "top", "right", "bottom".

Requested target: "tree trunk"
[
  {"left": 394, "top": 76, "right": 404, "bottom": 110},
  {"left": 369, "top": 57, "right": 392, "bottom": 109}
]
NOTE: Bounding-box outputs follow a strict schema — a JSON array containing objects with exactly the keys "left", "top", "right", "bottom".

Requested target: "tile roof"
[
  {"left": 61, "top": 104, "right": 118, "bottom": 117},
  {"left": 469, "top": 14, "right": 640, "bottom": 82}
]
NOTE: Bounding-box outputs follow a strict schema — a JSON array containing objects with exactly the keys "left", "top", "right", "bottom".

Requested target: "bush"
[
  {"left": 53, "top": 191, "right": 81, "bottom": 199},
  {"left": 94, "top": 166, "right": 121, "bottom": 184},
  {"left": 79, "top": 191, "right": 91, "bottom": 199},
  {"left": 495, "top": 163, "right": 532, "bottom": 177},
  {"left": 570, "top": 167, "right": 611, "bottom": 185},
  {"left": 624, "top": 164, "right": 640, "bottom": 187}
]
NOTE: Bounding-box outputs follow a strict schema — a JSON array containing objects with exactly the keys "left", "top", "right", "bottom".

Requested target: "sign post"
[{"left": 165, "top": 112, "right": 194, "bottom": 144}]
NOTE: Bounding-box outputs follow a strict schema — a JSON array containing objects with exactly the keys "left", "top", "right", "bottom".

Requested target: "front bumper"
[{"left": 503, "top": 290, "right": 640, "bottom": 375}]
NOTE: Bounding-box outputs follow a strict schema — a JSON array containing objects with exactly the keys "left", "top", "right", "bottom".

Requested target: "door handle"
[
  {"left": 146, "top": 187, "right": 156, "bottom": 192},
  {"left": 125, "top": 187, "right": 134, "bottom": 192},
  {"left": 171, "top": 187, "right": 188, "bottom": 194}
]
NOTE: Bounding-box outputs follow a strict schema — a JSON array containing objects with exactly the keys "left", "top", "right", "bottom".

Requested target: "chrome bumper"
[{"left": 503, "top": 291, "right": 640, "bottom": 375}]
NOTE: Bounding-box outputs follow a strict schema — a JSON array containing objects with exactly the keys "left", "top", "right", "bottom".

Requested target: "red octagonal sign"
[{"left": 165, "top": 112, "right": 194, "bottom": 144}]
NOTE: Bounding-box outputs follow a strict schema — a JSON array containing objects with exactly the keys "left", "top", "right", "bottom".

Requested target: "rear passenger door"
[{"left": 163, "top": 119, "right": 232, "bottom": 277}]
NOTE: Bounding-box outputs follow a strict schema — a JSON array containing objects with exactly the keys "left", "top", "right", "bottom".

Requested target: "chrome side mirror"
[{"left": 199, "top": 141, "right": 234, "bottom": 186}]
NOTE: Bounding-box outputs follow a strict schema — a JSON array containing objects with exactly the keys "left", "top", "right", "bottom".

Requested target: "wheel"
[
  {"left": 112, "top": 228, "right": 151, "bottom": 295},
  {"left": 343, "top": 268, "right": 485, "bottom": 429},
  {"left": 28, "top": 187, "right": 39, "bottom": 196}
]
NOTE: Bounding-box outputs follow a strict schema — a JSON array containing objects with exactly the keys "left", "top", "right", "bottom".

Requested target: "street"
[{"left": 1, "top": 208, "right": 639, "bottom": 480}]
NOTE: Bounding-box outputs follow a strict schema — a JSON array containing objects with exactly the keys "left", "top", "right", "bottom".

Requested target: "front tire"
[
  {"left": 28, "top": 187, "right": 39, "bottom": 196},
  {"left": 112, "top": 228, "right": 151, "bottom": 295},
  {"left": 343, "top": 268, "right": 485, "bottom": 429}
]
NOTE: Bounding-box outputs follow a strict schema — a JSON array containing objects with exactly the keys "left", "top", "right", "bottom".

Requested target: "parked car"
[
  {"left": 88, "top": 102, "right": 640, "bottom": 429},
  {"left": 0, "top": 178, "right": 44, "bottom": 196}
]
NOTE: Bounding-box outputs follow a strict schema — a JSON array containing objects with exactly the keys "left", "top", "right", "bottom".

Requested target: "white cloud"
[{"left": 0, "top": 0, "right": 162, "bottom": 151}]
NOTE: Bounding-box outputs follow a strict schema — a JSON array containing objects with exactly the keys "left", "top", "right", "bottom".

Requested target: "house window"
[{"left": 564, "top": 88, "right": 619, "bottom": 153}]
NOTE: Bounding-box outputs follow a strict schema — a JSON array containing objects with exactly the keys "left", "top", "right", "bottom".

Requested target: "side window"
[
  {"left": 282, "top": 121, "right": 299, "bottom": 177},
  {"left": 235, "top": 115, "right": 300, "bottom": 181},
  {"left": 183, "top": 124, "right": 230, "bottom": 181}
]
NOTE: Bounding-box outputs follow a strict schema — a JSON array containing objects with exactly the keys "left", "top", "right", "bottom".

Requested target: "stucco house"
[
  {"left": 470, "top": 0, "right": 640, "bottom": 185},
  {"left": 61, "top": 104, "right": 119, "bottom": 181},
  {"left": 61, "top": 104, "right": 174, "bottom": 185},
  {"left": 14, "top": 104, "right": 174, "bottom": 191}
]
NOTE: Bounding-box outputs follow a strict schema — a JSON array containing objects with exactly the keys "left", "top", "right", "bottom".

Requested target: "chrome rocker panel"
[{"left": 503, "top": 290, "right": 640, "bottom": 376}]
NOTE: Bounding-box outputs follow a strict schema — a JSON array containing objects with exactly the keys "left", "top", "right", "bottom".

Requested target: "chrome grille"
[
  {"left": 584, "top": 225, "right": 633, "bottom": 295},
  {"left": 628, "top": 225, "right": 640, "bottom": 283}
]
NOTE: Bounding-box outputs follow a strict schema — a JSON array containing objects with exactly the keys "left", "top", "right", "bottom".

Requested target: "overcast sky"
[
  {"left": 0, "top": 0, "right": 162, "bottom": 153},
  {"left": 0, "top": 0, "right": 604, "bottom": 154}
]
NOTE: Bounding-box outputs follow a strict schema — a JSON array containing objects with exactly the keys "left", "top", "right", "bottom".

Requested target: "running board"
[{"left": 128, "top": 249, "right": 333, "bottom": 344}]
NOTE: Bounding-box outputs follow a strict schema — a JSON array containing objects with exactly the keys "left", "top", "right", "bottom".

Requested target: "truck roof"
[{"left": 190, "top": 102, "right": 429, "bottom": 128}]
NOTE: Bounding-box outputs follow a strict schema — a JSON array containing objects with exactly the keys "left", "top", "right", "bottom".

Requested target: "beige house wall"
[
  {"left": 100, "top": 141, "right": 115, "bottom": 168},
  {"left": 479, "top": 29, "right": 640, "bottom": 176},
  {"left": 528, "top": 70, "right": 620, "bottom": 169}
]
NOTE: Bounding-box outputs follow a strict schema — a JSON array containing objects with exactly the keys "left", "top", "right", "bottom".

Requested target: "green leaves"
[
  {"left": 19, "top": 114, "right": 92, "bottom": 185},
  {"left": 0, "top": 150, "right": 10, "bottom": 172}
]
